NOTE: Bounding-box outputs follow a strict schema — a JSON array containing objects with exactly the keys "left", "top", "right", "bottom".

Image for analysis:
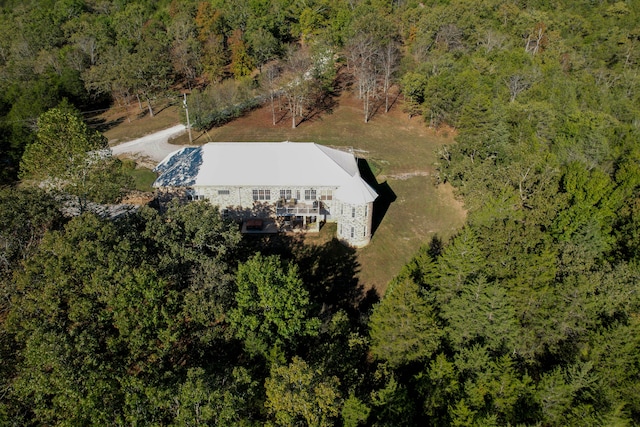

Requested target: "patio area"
[{"left": 241, "top": 216, "right": 321, "bottom": 234}]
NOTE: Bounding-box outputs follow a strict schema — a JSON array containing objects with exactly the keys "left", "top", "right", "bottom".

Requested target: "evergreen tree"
[{"left": 369, "top": 276, "right": 442, "bottom": 368}]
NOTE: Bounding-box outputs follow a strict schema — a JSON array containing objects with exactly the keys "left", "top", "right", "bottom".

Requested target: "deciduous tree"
[
  {"left": 265, "top": 356, "right": 342, "bottom": 427},
  {"left": 279, "top": 45, "right": 315, "bottom": 129},
  {"left": 229, "top": 29, "right": 254, "bottom": 78},
  {"left": 19, "top": 108, "right": 129, "bottom": 209},
  {"left": 229, "top": 253, "right": 320, "bottom": 357},
  {"left": 194, "top": 1, "right": 227, "bottom": 82}
]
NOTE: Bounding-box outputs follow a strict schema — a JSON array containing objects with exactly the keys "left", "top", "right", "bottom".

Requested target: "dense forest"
[{"left": 1, "top": 0, "right": 640, "bottom": 425}]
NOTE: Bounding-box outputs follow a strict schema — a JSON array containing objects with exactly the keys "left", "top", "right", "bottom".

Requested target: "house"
[{"left": 153, "top": 142, "right": 378, "bottom": 247}]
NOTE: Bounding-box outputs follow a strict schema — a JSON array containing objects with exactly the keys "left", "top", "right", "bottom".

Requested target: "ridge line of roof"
[{"left": 314, "top": 143, "right": 359, "bottom": 178}]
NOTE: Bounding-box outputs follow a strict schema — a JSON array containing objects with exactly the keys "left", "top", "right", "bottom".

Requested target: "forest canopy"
[{"left": 1, "top": 0, "right": 640, "bottom": 425}]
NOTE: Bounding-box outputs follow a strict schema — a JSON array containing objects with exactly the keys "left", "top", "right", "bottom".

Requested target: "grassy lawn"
[
  {"left": 100, "top": 92, "right": 466, "bottom": 295},
  {"left": 121, "top": 159, "right": 156, "bottom": 191},
  {"left": 96, "top": 100, "right": 181, "bottom": 144},
  {"left": 357, "top": 179, "right": 465, "bottom": 293},
  {"left": 202, "top": 95, "right": 453, "bottom": 178},
  {"left": 127, "top": 167, "right": 157, "bottom": 192}
]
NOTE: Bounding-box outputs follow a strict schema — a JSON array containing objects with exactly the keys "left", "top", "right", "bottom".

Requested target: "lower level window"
[
  {"left": 280, "top": 189, "right": 292, "bottom": 200},
  {"left": 252, "top": 189, "right": 271, "bottom": 201}
]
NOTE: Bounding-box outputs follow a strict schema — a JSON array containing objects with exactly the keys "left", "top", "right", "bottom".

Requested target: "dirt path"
[
  {"left": 110, "top": 124, "right": 187, "bottom": 163},
  {"left": 377, "top": 171, "right": 431, "bottom": 180}
]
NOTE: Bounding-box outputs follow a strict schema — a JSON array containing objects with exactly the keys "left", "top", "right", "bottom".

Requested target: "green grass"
[
  {"left": 121, "top": 159, "right": 156, "bottom": 191},
  {"left": 358, "top": 178, "right": 465, "bottom": 293},
  {"left": 128, "top": 168, "right": 156, "bottom": 192}
]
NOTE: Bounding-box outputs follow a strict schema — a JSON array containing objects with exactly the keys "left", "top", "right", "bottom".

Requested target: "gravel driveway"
[{"left": 110, "top": 124, "right": 189, "bottom": 163}]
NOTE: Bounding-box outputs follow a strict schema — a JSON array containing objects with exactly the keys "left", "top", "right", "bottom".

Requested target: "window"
[
  {"left": 363, "top": 226, "right": 367, "bottom": 237},
  {"left": 364, "top": 205, "right": 368, "bottom": 217},
  {"left": 304, "top": 189, "right": 316, "bottom": 200},
  {"left": 340, "top": 204, "right": 343, "bottom": 215},
  {"left": 350, "top": 227, "right": 354, "bottom": 238},
  {"left": 280, "top": 189, "right": 292, "bottom": 200},
  {"left": 351, "top": 207, "right": 356, "bottom": 218},
  {"left": 319, "top": 189, "right": 333, "bottom": 200},
  {"left": 218, "top": 189, "right": 230, "bottom": 195},
  {"left": 252, "top": 189, "right": 270, "bottom": 200}
]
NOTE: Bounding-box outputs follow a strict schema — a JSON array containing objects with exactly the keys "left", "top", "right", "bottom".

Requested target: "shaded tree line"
[
  {"left": 362, "top": 0, "right": 640, "bottom": 425},
  {"left": 0, "top": 191, "right": 379, "bottom": 426}
]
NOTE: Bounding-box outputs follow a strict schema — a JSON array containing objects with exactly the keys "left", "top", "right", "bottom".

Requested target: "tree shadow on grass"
[
  {"left": 357, "top": 158, "right": 397, "bottom": 235},
  {"left": 87, "top": 116, "right": 125, "bottom": 134},
  {"left": 297, "top": 238, "right": 379, "bottom": 317},
  {"left": 238, "top": 233, "right": 379, "bottom": 318}
]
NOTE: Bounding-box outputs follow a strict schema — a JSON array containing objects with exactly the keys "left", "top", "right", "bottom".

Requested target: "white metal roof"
[
  {"left": 335, "top": 175, "right": 379, "bottom": 204},
  {"left": 154, "top": 142, "right": 378, "bottom": 204}
]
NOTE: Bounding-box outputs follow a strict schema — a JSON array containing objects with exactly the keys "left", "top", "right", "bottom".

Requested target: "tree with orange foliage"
[
  {"left": 194, "top": 2, "right": 227, "bottom": 82},
  {"left": 229, "top": 29, "right": 254, "bottom": 79}
]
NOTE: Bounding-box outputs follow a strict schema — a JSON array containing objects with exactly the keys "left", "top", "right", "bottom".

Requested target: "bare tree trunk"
[
  {"left": 262, "top": 63, "right": 281, "bottom": 126},
  {"left": 270, "top": 93, "right": 276, "bottom": 125},
  {"left": 278, "top": 46, "right": 315, "bottom": 130},
  {"left": 145, "top": 94, "right": 154, "bottom": 117},
  {"left": 385, "top": 89, "right": 389, "bottom": 113},
  {"left": 507, "top": 75, "right": 530, "bottom": 102},
  {"left": 525, "top": 23, "right": 547, "bottom": 55},
  {"left": 289, "top": 97, "right": 297, "bottom": 128},
  {"left": 381, "top": 41, "right": 399, "bottom": 113},
  {"left": 347, "top": 34, "right": 386, "bottom": 122},
  {"left": 364, "top": 94, "right": 369, "bottom": 123}
]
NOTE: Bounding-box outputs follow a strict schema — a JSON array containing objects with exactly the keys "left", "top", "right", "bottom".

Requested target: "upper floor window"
[
  {"left": 252, "top": 189, "right": 270, "bottom": 201},
  {"left": 351, "top": 207, "right": 356, "bottom": 218},
  {"left": 319, "top": 189, "right": 333, "bottom": 200},
  {"left": 304, "top": 189, "right": 316, "bottom": 200},
  {"left": 218, "top": 189, "right": 230, "bottom": 195}
]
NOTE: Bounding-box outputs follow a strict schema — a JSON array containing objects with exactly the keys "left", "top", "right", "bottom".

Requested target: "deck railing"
[{"left": 275, "top": 200, "right": 327, "bottom": 216}]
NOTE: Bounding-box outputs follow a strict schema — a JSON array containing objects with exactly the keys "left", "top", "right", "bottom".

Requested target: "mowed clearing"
[{"left": 103, "top": 93, "right": 466, "bottom": 294}]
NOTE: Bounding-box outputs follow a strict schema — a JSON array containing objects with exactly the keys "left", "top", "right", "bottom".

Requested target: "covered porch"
[
  {"left": 275, "top": 199, "right": 330, "bottom": 216},
  {"left": 275, "top": 200, "right": 328, "bottom": 233}
]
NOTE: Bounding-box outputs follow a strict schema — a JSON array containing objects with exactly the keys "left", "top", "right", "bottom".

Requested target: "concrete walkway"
[{"left": 110, "top": 124, "right": 189, "bottom": 163}]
